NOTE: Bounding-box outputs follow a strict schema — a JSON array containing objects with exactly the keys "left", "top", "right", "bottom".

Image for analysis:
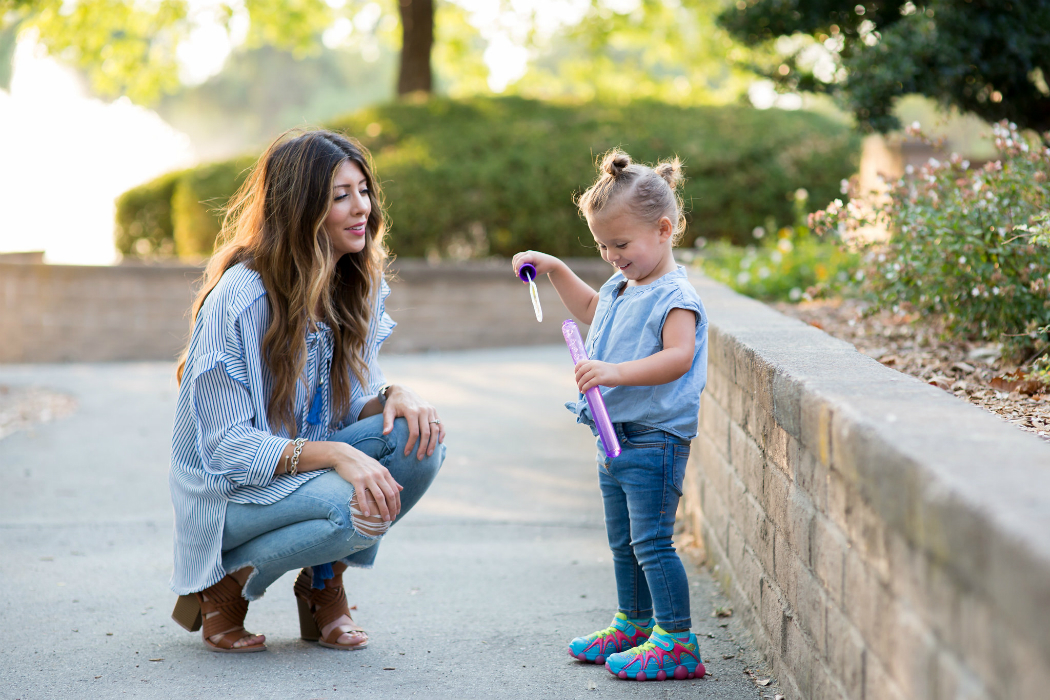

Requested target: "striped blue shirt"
[{"left": 169, "top": 263, "right": 396, "bottom": 594}]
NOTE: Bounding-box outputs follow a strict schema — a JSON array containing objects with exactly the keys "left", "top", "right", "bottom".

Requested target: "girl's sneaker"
[
  {"left": 567, "top": 613, "right": 653, "bottom": 664},
  {"left": 604, "top": 625, "right": 706, "bottom": 681}
]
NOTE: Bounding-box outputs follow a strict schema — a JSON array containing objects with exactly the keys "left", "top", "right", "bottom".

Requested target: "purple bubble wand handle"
[{"left": 562, "top": 319, "right": 621, "bottom": 458}]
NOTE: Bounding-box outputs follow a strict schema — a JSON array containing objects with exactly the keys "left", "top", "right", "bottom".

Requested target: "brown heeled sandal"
[
  {"left": 171, "top": 574, "right": 266, "bottom": 653},
  {"left": 294, "top": 562, "right": 369, "bottom": 650}
]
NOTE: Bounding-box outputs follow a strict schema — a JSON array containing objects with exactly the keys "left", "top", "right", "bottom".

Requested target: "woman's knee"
[
  {"left": 388, "top": 417, "right": 445, "bottom": 472},
  {"left": 348, "top": 488, "right": 392, "bottom": 538}
]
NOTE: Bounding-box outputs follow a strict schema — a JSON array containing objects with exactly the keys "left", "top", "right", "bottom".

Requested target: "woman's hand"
[
  {"left": 511, "top": 250, "right": 562, "bottom": 281},
  {"left": 574, "top": 359, "right": 623, "bottom": 393},
  {"left": 327, "top": 442, "right": 403, "bottom": 521},
  {"left": 382, "top": 385, "right": 445, "bottom": 460}
]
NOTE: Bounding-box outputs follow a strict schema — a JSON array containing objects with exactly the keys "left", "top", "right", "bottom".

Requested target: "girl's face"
[
  {"left": 324, "top": 159, "right": 372, "bottom": 258},
  {"left": 588, "top": 206, "right": 676, "bottom": 286}
]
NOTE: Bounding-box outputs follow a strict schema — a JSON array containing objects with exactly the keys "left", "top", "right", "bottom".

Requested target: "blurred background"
[{"left": 3, "top": 0, "right": 1034, "bottom": 267}]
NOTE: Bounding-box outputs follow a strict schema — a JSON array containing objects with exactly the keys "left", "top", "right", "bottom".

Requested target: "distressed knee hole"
[{"left": 349, "top": 490, "right": 392, "bottom": 538}]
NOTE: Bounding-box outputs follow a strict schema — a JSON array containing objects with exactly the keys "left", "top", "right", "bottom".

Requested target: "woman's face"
[{"left": 323, "top": 159, "right": 372, "bottom": 258}]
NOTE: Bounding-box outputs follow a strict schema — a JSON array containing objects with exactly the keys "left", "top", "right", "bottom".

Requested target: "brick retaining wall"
[
  {"left": 0, "top": 259, "right": 610, "bottom": 363},
  {"left": 682, "top": 271, "right": 1050, "bottom": 700}
]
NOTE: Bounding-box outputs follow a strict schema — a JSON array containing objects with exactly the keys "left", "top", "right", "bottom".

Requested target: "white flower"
[
  {"left": 959, "top": 256, "right": 966, "bottom": 264},
  {"left": 840, "top": 179, "right": 850, "bottom": 194},
  {"left": 752, "top": 226, "right": 765, "bottom": 239},
  {"left": 789, "top": 287, "right": 802, "bottom": 301},
  {"left": 736, "top": 272, "right": 751, "bottom": 285},
  {"left": 777, "top": 238, "right": 794, "bottom": 253},
  {"left": 972, "top": 287, "right": 980, "bottom": 297},
  {"left": 758, "top": 267, "right": 771, "bottom": 279},
  {"left": 992, "top": 287, "right": 1000, "bottom": 295}
]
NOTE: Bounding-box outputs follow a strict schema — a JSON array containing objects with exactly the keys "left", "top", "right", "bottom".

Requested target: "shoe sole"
[{"left": 605, "top": 661, "right": 706, "bottom": 681}]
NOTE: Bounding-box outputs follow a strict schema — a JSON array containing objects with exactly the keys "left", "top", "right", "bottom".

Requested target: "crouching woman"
[{"left": 168, "top": 129, "right": 444, "bottom": 653}]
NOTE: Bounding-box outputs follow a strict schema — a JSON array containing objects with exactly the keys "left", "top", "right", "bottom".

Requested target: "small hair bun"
[
  {"left": 601, "top": 149, "right": 631, "bottom": 178},
  {"left": 654, "top": 157, "right": 684, "bottom": 189}
]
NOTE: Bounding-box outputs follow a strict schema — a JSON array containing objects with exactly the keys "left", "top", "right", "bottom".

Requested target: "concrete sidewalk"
[{"left": 0, "top": 347, "right": 773, "bottom": 699}]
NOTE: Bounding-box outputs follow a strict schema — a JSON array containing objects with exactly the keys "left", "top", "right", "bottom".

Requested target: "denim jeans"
[
  {"left": 597, "top": 422, "right": 691, "bottom": 630},
  {"left": 221, "top": 415, "right": 444, "bottom": 600}
]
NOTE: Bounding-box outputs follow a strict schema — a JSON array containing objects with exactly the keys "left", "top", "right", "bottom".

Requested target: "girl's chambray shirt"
[
  {"left": 566, "top": 265, "right": 708, "bottom": 441},
  {"left": 169, "top": 262, "right": 395, "bottom": 595}
]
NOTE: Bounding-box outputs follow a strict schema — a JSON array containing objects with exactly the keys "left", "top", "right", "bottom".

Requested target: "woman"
[{"left": 168, "top": 129, "right": 445, "bottom": 653}]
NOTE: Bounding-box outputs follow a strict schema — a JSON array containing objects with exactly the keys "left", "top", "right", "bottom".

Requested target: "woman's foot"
[
  {"left": 568, "top": 613, "right": 653, "bottom": 664},
  {"left": 294, "top": 563, "right": 369, "bottom": 650},
  {"left": 196, "top": 572, "right": 266, "bottom": 653}
]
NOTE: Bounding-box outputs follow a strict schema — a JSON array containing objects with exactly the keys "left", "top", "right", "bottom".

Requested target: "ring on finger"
[{"left": 429, "top": 419, "right": 441, "bottom": 424}]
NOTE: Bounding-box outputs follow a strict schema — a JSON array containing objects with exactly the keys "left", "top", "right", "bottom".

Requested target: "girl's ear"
[{"left": 657, "top": 216, "right": 674, "bottom": 242}]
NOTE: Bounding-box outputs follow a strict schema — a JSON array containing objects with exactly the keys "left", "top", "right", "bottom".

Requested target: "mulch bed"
[
  {"left": 773, "top": 299, "right": 1050, "bottom": 443},
  {"left": 0, "top": 385, "right": 77, "bottom": 441}
]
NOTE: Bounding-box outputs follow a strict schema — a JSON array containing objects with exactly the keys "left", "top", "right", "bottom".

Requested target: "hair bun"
[
  {"left": 601, "top": 149, "right": 631, "bottom": 178},
  {"left": 654, "top": 157, "right": 684, "bottom": 189}
]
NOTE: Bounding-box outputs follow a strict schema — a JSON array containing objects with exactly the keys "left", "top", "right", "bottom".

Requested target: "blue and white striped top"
[{"left": 169, "top": 262, "right": 396, "bottom": 594}]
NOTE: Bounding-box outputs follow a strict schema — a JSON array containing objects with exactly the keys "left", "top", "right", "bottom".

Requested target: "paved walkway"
[{"left": 1, "top": 347, "right": 772, "bottom": 699}]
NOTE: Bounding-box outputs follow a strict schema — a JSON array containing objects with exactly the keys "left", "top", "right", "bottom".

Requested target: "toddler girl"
[{"left": 512, "top": 149, "right": 708, "bottom": 682}]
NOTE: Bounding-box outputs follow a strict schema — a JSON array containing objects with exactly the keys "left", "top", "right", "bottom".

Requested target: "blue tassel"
[
  {"left": 306, "top": 388, "right": 323, "bottom": 426},
  {"left": 311, "top": 562, "right": 335, "bottom": 590}
]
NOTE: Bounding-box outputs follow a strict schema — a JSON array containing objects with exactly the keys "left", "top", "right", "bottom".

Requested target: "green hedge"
[{"left": 116, "top": 97, "right": 860, "bottom": 260}]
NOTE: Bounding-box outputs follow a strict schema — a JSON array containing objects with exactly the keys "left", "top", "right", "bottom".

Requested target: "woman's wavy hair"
[{"left": 176, "top": 128, "right": 388, "bottom": 437}]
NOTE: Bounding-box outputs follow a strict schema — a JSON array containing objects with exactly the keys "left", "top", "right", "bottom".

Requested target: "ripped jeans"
[{"left": 221, "top": 415, "right": 445, "bottom": 600}]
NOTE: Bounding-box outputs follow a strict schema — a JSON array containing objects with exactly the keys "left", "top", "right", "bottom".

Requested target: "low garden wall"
[
  {"left": 682, "top": 270, "right": 1050, "bottom": 700},
  {"left": 0, "top": 259, "right": 610, "bottom": 363}
]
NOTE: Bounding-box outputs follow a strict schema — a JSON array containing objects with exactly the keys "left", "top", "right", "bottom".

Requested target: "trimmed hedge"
[{"left": 116, "top": 97, "right": 860, "bottom": 260}]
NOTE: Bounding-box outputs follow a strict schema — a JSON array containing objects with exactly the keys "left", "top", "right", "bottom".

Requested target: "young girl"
[{"left": 512, "top": 149, "right": 708, "bottom": 682}]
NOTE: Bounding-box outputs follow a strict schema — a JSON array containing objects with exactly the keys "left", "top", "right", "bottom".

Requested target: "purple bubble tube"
[{"left": 562, "top": 319, "right": 621, "bottom": 458}]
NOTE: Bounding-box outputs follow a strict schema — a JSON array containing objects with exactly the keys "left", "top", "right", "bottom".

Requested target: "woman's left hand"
[{"left": 382, "top": 385, "right": 445, "bottom": 460}]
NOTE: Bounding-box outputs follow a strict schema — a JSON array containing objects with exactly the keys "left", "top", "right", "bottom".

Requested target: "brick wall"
[
  {"left": 0, "top": 259, "right": 610, "bottom": 363},
  {"left": 682, "top": 271, "right": 1050, "bottom": 700}
]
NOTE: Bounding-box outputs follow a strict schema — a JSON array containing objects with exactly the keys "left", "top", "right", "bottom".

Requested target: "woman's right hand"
[
  {"left": 327, "top": 442, "right": 403, "bottom": 521},
  {"left": 512, "top": 250, "right": 561, "bottom": 281}
]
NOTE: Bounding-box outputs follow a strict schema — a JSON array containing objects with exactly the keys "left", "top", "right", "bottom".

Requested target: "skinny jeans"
[
  {"left": 220, "top": 415, "right": 444, "bottom": 600},
  {"left": 597, "top": 422, "right": 691, "bottom": 630}
]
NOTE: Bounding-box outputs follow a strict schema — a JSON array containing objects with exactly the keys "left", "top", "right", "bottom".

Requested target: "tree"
[
  {"left": 719, "top": 1, "right": 1050, "bottom": 133},
  {"left": 396, "top": 0, "right": 432, "bottom": 95},
  {"left": 0, "top": 0, "right": 434, "bottom": 103}
]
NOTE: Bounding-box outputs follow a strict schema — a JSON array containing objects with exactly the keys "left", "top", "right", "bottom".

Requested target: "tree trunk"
[{"left": 396, "top": 0, "right": 433, "bottom": 96}]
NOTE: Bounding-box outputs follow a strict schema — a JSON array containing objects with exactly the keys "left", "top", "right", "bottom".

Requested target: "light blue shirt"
[
  {"left": 169, "top": 262, "right": 395, "bottom": 594},
  {"left": 567, "top": 265, "right": 708, "bottom": 440}
]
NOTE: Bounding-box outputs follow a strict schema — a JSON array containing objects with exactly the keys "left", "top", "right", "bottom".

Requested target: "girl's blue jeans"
[
  {"left": 220, "top": 415, "right": 444, "bottom": 600},
  {"left": 597, "top": 422, "right": 692, "bottom": 631}
]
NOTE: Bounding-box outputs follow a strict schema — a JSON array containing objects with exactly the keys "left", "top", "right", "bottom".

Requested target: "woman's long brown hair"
[{"left": 176, "top": 129, "right": 388, "bottom": 437}]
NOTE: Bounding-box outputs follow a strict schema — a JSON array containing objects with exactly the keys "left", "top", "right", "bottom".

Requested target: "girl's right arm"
[{"left": 512, "top": 250, "right": 600, "bottom": 324}]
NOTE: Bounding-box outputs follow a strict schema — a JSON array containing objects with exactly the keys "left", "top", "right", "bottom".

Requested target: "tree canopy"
[{"left": 719, "top": 0, "right": 1050, "bottom": 133}]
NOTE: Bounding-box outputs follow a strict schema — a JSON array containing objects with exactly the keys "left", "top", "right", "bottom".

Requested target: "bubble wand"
[
  {"left": 517, "top": 263, "right": 543, "bottom": 322},
  {"left": 562, "top": 319, "right": 621, "bottom": 458}
]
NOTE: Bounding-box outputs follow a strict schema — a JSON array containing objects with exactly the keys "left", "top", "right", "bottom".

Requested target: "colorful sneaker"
[
  {"left": 567, "top": 613, "right": 653, "bottom": 665},
  {"left": 604, "top": 625, "right": 706, "bottom": 681}
]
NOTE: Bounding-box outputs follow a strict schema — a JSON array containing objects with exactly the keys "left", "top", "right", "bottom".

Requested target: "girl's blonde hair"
[
  {"left": 577, "top": 149, "right": 686, "bottom": 243},
  {"left": 177, "top": 128, "right": 388, "bottom": 437}
]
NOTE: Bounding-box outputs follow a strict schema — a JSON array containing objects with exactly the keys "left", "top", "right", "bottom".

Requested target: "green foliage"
[
  {"left": 694, "top": 226, "right": 859, "bottom": 302},
  {"left": 114, "top": 170, "right": 181, "bottom": 259},
  {"left": 811, "top": 121, "right": 1050, "bottom": 357},
  {"left": 116, "top": 96, "right": 860, "bottom": 260},
  {"left": 170, "top": 158, "right": 255, "bottom": 260},
  {"left": 719, "top": 1, "right": 1050, "bottom": 133}
]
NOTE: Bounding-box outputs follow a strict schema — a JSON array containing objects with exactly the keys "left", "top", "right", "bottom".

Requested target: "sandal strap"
[
  {"left": 294, "top": 563, "right": 356, "bottom": 637},
  {"left": 198, "top": 574, "right": 250, "bottom": 640}
]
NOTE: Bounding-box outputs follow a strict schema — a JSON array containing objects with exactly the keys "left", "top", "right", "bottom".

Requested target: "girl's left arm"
[{"left": 574, "top": 308, "right": 695, "bottom": 392}]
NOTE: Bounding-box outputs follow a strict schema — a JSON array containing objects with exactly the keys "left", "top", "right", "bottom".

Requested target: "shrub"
[
  {"left": 693, "top": 223, "right": 859, "bottom": 303},
  {"left": 810, "top": 121, "right": 1050, "bottom": 358},
  {"left": 116, "top": 96, "right": 861, "bottom": 260}
]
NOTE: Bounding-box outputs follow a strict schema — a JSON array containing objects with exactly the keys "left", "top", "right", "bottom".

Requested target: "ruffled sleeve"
[{"left": 181, "top": 273, "right": 288, "bottom": 488}]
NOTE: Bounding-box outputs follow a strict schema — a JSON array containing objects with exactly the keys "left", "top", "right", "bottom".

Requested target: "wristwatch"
[{"left": 376, "top": 383, "right": 393, "bottom": 407}]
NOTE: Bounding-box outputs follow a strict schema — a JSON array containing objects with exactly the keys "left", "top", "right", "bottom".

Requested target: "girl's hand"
[
  {"left": 512, "top": 250, "right": 562, "bottom": 281},
  {"left": 574, "top": 359, "right": 623, "bottom": 393},
  {"left": 328, "top": 442, "right": 403, "bottom": 521},
  {"left": 382, "top": 384, "right": 445, "bottom": 460}
]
